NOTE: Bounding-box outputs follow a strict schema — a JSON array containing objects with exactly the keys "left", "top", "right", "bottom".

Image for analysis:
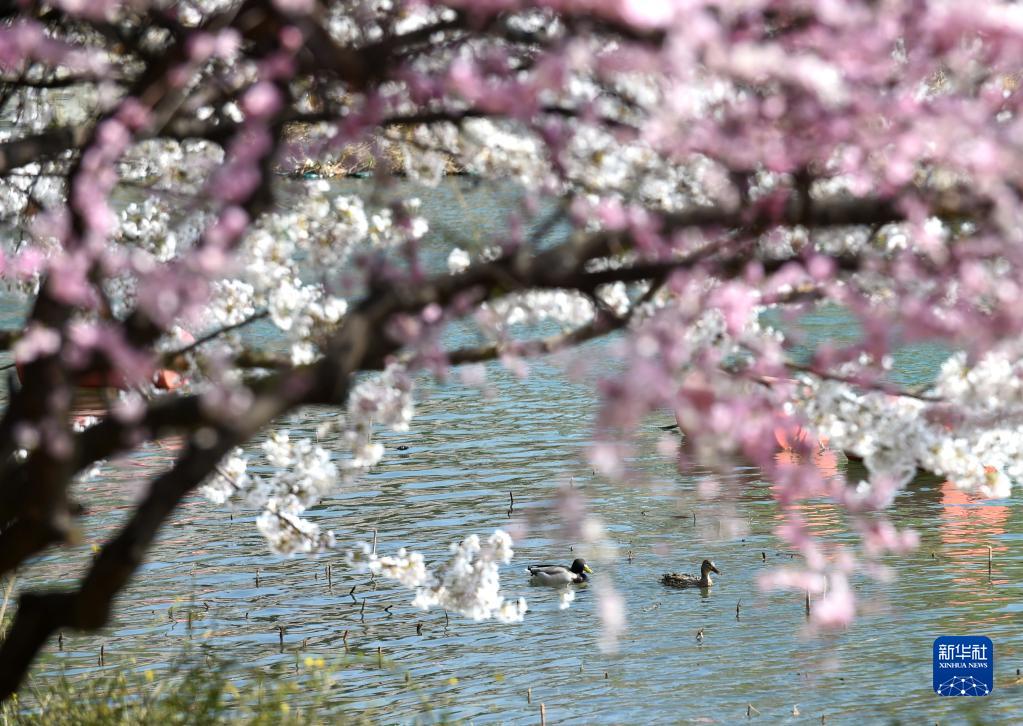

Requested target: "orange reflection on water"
[
  {"left": 774, "top": 448, "right": 840, "bottom": 480},
  {"left": 939, "top": 481, "right": 1011, "bottom": 598}
]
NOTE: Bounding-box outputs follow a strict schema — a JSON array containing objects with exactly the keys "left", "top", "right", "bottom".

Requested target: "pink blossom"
[
  {"left": 859, "top": 520, "right": 920, "bottom": 556},
  {"left": 596, "top": 579, "right": 626, "bottom": 653},
  {"left": 47, "top": 254, "right": 97, "bottom": 307},
  {"left": 807, "top": 255, "right": 836, "bottom": 282},
  {"left": 66, "top": 322, "right": 154, "bottom": 385},
  {"left": 421, "top": 303, "right": 443, "bottom": 324},
  {"left": 205, "top": 206, "right": 251, "bottom": 249},
  {"left": 112, "top": 392, "right": 146, "bottom": 424},
  {"left": 500, "top": 353, "right": 529, "bottom": 379},
  {"left": 53, "top": 0, "right": 117, "bottom": 21},
  {"left": 242, "top": 82, "right": 283, "bottom": 119},
  {"left": 458, "top": 364, "right": 487, "bottom": 388},
  {"left": 616, "top": 0, "right": 676, "bottom": 29},
  {"left": 273, "top": 0, "right": 315, "bottom": 14},
  {"left": 587, "top": 441, "right": 626, "bottom": 479},
  {"left": 186, "top": 33, "right": 217, "bottom": 63},
  {"left": 216, "top": 29, "right": 242, "bottom": 58},
  {"left": 12, "top": 248, "right": 45, "bottom": 278},
  {"left": 0, "top": 20, "right": 109, "bottom": 73},
  {"left": 447, "top": 57, "right": 483, "bottom": 100},
  {"left": 117, "top": 99, "right": 151, "bottom": 131},
  {"left": 709, "top": 282, "right": 756, "bottom": 335},
  {"left": 278, "top": 27, "right": 303, "bottom": 52},
  {"left": 13, "top": 325, "right": 61, "bottom": 364},
  {"left": 758, "top": 567, "right": 827, "bottom": 595},
  {"left": 810, "top": 574, "right": 855, "bottom": 629},
  {"left": 596, "top": 198, "right": 628, "bottom": 230}
]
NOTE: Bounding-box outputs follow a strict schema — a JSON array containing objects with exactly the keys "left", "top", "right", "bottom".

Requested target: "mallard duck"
[
  {"left": 527, "top": 558, "right": 593, "bottom": 586},
  {"left": 661, "top": 559, "right": 720, "bottom": 588}
]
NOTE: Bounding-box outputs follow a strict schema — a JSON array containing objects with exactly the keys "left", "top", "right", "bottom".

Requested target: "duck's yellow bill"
[{"left": 583, "top": 565, "right": 594, "bottom": 574}]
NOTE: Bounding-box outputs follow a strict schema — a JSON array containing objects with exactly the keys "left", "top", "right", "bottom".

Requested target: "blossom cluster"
[
  {"left": 200, "top": 432, "right": 339, "bottom": 554},
  {"left": 799, "top": 350, "right": 1023, "bottom": 501},
  {"left": 197, "top": 190, "right": 427, "bottom": 366},
  {"left": 334, "top": 362, "right": 415, "bottom": 477},
  {"left": 199, "top": 364, "right": 414, "bottom": 554},
  {"left": 346, "top": 529, "right": 528, "bottom": 623},
  {"left": 446, "top": 244, "right": 636, "bottom": 337}
]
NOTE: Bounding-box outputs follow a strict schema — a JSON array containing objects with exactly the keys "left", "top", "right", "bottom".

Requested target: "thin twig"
[{"left": 162, "top": 309, "right": 269, "bottom": 363}]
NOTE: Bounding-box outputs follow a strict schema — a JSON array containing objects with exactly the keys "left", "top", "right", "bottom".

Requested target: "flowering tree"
[{"left": 2, "top": 0, "right": 1022, "bottom": 701}]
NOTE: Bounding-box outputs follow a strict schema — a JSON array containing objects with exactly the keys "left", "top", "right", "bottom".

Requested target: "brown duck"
[{"left": 661, "top": 559, "right": 720, "bottom": 588}]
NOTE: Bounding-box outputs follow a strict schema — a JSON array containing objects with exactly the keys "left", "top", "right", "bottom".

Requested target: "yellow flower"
[
  {"left": 144, "top": 670, "right": 154, "bottom": 683},
  {"left": 446, "top": 677, "right": 459, "bottom": 686},
  {"left": 280, "top": 703, "right": 290, "bottom": 714}
]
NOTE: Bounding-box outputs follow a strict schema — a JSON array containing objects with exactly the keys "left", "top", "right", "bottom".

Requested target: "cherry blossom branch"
[
  {"left": 443, "top": 271, "right": 827, "bottom": 368},
  {"left": 379, "top": 104, "right": 639, "bottom": 133},
  {"left": 0, "top": 71, "right": 127, "bottom": 88},
  {"left": 446, "top": 312, "right": 625, "bottom": 365},
  {"left": 780, "top": 363, "right": 940, "bottom": 403}
]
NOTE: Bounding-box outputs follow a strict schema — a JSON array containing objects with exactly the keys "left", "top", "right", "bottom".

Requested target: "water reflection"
[
  {"left": 940, "top": 481, "right": 1012, "bottom": 593},
  {"left": 774, "top": 448, "right": 840, "bottom": 480}
]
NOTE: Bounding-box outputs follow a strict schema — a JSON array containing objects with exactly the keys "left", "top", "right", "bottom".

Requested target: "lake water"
[{"left": 4, "top": 179, "right": 1022, "bottom": 724}]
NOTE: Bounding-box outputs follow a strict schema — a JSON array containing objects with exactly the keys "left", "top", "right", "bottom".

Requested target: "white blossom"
[
  {"left": 347, "top": 529, "right": 528, "bottom": 623},
  {"left": 198, "top": 365, "right": 415, "bottom": 554},
  {"left": 257, "top": 505, "right": 335, "bottom": 554},
  {"left": 447, "top": 247, "right": 470, "bottom": 274},
  {"left": 200, "top": 436, "right": 338, "bottom": 554},
  {"left": 199, "top": 448, "right": 249, "bottom": 506},
  {"left": 797, "top": 348, "right": 1023, "bottom": 502}
]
